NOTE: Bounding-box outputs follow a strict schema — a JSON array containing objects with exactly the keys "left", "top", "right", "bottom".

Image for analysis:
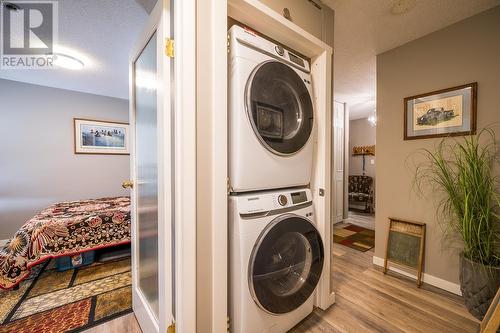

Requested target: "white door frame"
[
  {"left": 172, "top": 0, "right": 197, "bottom": 332},
  {"left": 195, "top": 0, "right": 228, "bottom": 331},
  {"left": 129, "top": 0, "right": 197, "bottom": 332},
  {"left": 333, "top": 101, "right": 346, "bottom": 224},
  {"left": 343, "top": 104, "right": 350, "bottom": 219},
  {"left": 197, "top": 0, "right": 334, "bottom": 330}
]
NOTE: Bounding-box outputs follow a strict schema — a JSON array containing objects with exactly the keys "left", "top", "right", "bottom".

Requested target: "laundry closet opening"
[{"left": 224, "top": 1, "right": 334, "bottom": 330}]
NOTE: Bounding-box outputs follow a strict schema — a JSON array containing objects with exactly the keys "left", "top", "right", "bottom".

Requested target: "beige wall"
[
  {"left": 376, "top": 6, "right": 500, "bottom": 284},
  {"left": 0, "top": 79, "right": 130, "bottom": 240},
  {"left": 349, "top": 118, "right": 376, "bottom": 179}
]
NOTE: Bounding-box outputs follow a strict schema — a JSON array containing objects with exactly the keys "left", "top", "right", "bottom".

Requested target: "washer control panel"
[{"left": 237, "top": 188, "right": 312, "bottom": 214}]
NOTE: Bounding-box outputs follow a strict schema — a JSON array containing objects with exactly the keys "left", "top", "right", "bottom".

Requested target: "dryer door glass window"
[
  {"left": 247, "top": 61, "right": 313, "bottom": 155},
  {"left": 249, "top": 215, "right": 324, "bottom": 314}
]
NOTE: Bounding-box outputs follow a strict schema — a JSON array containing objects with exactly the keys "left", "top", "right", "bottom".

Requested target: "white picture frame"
[{"left": 74, "top": 118, "right": 130, "bottom": 155}]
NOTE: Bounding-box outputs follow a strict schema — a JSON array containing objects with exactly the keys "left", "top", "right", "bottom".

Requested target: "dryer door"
[
  {"left": 246, "top": 61, "right": 314, "bottom": 155},
  {"left": 249, "top": 214, "right": 324, "bottom": 314}
]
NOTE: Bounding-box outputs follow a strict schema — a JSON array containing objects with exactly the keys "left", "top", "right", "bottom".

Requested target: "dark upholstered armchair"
[{"left": 348, "top": 175, "right": 374, "bottom": 213}]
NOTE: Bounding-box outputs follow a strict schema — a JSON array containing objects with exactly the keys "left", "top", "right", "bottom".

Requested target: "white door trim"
[
  {"left": 333, "top": 101, "right": 346, "bottom": 223},
  {"left": 173, "top": 0, "right": 197, "bottom": 331},
  {"left": 195, "top": 0, "right": 228, "bottom": 331}
]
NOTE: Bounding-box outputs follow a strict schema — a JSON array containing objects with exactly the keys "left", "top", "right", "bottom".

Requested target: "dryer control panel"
[
  {"left": 236, "top": 188, "right": 312, "bottom": 214},
  {"left": 229, "top": 25, "right": 311, "bottom": 73}
]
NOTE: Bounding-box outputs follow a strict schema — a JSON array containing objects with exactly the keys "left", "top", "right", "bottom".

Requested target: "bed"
[{"left": 0, "top": 196, "right": 131, "bottom": 290}]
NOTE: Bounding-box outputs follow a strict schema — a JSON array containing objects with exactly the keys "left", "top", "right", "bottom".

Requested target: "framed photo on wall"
[
  {"left": 404, "top": 82, "right": 477, "bottom": 140},
  {"left": 74, "top": 118, "right": 130, "bottom": 155}
]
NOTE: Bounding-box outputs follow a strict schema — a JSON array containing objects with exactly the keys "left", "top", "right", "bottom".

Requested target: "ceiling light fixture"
[
  {"left": 391, "top": 0, "right": 416, "bottom": 15},
  {"left": 52, "top": 53, "right": 85, "bottom": 70}
]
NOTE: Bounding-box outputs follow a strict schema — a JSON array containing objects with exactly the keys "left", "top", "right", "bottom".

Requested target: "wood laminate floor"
[
  {"left": 87, "top": 244, "right": 479, "bottom": 333},
  {"left": 290, "top": 244, "right": 479, "bottom": 333}
]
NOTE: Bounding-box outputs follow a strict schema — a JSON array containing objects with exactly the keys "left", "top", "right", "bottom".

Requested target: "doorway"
[{"left": 333, "top": 106, "right": 376, "bottom": 254}]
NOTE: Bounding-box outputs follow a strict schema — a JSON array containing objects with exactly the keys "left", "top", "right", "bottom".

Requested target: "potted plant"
[{"left": 413, "top": 128, "right": 500, "bottom": 320}]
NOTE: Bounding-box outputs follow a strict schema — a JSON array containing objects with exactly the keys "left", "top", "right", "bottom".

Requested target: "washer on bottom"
[{"left": 229, "top": 188, "right": 324, "bottom": 333}]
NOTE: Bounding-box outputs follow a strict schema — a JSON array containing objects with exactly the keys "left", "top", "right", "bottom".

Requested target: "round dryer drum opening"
[
  {"left": 245, "top": 61, "right": 314, "bottom": 156},
  {"left": 249, "top": 214, "right": 324, "bottom": 314}
]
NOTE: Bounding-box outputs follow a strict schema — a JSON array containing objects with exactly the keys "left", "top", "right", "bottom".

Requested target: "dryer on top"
[{"left": 228, "top": 25, "right": 314, "bottom": 193}]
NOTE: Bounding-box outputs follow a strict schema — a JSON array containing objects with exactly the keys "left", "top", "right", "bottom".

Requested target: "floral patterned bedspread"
[{"left": 0, "top": 197, "right": 131, "bottom": 290}]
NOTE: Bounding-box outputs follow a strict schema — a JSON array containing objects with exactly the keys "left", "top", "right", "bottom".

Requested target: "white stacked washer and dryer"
[{"left": 228, "top": 25, "right": 325, "bottom": 333}]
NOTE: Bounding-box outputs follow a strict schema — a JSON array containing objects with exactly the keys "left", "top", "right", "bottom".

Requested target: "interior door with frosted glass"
[
  {"left": 333, "top": 101, "right": 345, "bottom": 223},
  {"left": 129, "top": 1, "right": 173, "bottom": 332}
]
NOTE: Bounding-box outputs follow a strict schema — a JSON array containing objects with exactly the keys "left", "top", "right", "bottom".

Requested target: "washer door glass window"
[
  {"left": 246, "top": 61, "right": 313, "bottom": 155},
  {"left": 249, "top": 214, "right": 324, "bottom": 314}
]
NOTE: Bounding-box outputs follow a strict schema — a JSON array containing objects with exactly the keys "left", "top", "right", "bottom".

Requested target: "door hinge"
[
  {"left": 165, "top": 38, "right": 175, "bottom": 58},
  {"left": 227, "top": 316, "right": 230, "bottom": 332},
  {"left": 167, "top": 322, "right": 175, "bottom": 333}
]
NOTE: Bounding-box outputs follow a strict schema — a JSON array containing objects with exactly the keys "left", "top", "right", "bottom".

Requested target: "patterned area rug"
[
  {"left": 333, "top": 224, "right": 375, "bottom": 252},
  {"left": 0, "top": 255, "right": 131, "bottom": 333}
]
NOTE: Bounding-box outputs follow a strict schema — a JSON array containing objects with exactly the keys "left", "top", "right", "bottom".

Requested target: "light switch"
[{"left": 370, "top": 159, "right": 375, "bottom": 165}]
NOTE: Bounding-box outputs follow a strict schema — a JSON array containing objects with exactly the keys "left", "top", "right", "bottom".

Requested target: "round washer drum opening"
[
  {"left": 245, "top": 61, "right": 314, "bottom": 156},
  {"left": 248, "top": 214, "right": 324, "bottom": 314}
]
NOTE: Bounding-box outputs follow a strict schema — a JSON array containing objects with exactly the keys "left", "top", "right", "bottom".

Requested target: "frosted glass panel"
[{"left": 134, "top": 32, "right": 159, "bottom": 318}]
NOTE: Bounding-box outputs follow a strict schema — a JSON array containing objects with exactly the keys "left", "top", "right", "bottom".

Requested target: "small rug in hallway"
[
  {"left": 333, "top": 224, "right": 375, "bottom": 252},
  {"left": 0, "top": 255, "right": 132, "bottom": 333}
]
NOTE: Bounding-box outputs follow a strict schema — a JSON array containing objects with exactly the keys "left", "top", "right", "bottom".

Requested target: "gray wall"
[
  {"left": 0, "top": 79, "right": 130, "bottom": 240},
  {"left": 349, "top": 118, "right": 376, "bottom": 179},
  {"left": 376, "top": 6, "right": 500, "bottom": 285}
]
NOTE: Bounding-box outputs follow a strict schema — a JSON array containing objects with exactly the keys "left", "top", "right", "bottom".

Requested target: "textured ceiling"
[
  {"left": 0, "top": 0, "right": 148, "bottom": 100},
  {"left": 322, "top": 0, "right": 500, "bottom": 119},
  {"left": 1, "top": 0, "right": 499, "bottom": 105}
]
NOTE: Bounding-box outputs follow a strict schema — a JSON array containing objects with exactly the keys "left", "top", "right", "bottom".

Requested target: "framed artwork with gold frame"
[{"left": 404, "top": 82, "right": 477, "bottom": 140}]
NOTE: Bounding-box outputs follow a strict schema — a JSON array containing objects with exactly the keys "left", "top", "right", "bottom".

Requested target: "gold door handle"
[{"left": 122, "top": 180, "right": 134, "bottom": 189}]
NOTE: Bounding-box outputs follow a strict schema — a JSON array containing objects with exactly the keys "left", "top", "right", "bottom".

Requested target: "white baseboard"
[
  {"left": 372, "top": 256, "right": 462, "bottom": 296},
  {"left": 0, "top": 239, "right": 8, "bottom": 247}
]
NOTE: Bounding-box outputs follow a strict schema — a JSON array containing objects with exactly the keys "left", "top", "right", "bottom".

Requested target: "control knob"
[{"left": 275, "top": 45, "right": 285, "bottom": 56}]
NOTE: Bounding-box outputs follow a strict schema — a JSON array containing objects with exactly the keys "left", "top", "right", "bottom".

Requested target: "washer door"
[
  {"left": 246, "top": 61, "right": 314, "bottom": 155},
  {"left": 249, "top": 214, "right": 324, "bottom": 314}
]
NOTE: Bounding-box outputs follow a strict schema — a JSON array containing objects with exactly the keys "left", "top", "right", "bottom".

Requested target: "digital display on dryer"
[
  {"left": 288, "top": 53, "right": 305, "bottom": 67},
  {"left": 291, "top": 191, "right": 307, "bottom": 204}
]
